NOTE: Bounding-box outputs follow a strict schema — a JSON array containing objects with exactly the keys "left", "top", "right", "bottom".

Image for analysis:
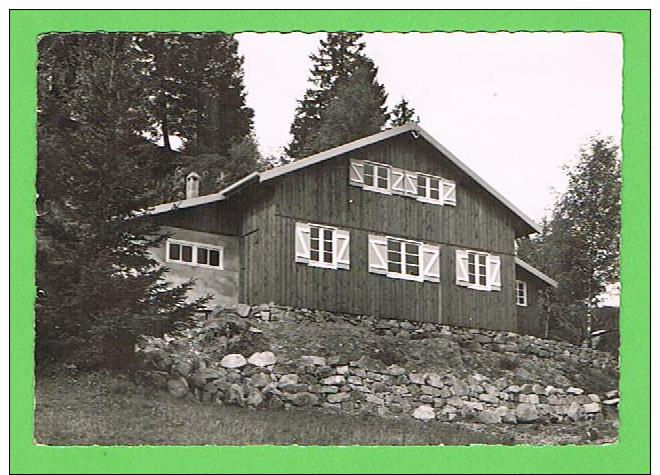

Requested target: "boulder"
[
  {"left": 515, "top": 403, "right": 540, "bottom": 423},
  {"left": 250, "top": 372, "right": 272, "bottom": 388},
  {"left": 409, "top": 373, "right": 427, "bottom": 385},
  {"left": 278, "top": 374, "right": 299, "bottom": 386},
  {"left": 477, "top": 409, "right": 502, "bottom": 424},
  {"left": 321, "top": 375, "right": 346, "bottom": 385},
  {"left": 288, "top": 392, "right": 319, "bottom": 407},
  {"left": 248, "top": 351, "right": 277, "bottom": 367},
  {"left": 412, "top": 405, "right": 436, "bottom": 421},
  {"left": 327, "top": 392, "right": 351, "bottom": 404},
  {"left": 221, "top": 354, "right": 247, "bottom": 369},
  {"left": 300, "top": 355, "right": 326, "bottom": 366},
  {"left": 236, "top": 303, "right": 251, "bottom": 317},
  {"left": 450, "top": 380, "right": 469, "bottom": 397},
  {"left": 246, "top": 389, "right": 265, "bottom": 408},
  {"left": 335, "top": 365, "right": 350, "bottom": 375},
  {"left": 167, "top": 377, "right": 189, "bottom": 398},
  {"left": 172, "top": 360, "right": 193, "bottom": 377},
  {"left": 583, "top": 402, "right": 601, "bottom": 414},
  {"left": 386, "top": 365, "right": 406, "bottom": 376},
  {"left": 426, "top": 373, "right": 444, "bottom": 388},
  {"left": 478, "top": 393, "right": 499, "bottom": 404},
  {"left": 566, "top": 387, "right": 584, "bottom": 395},
  {"left": 566, "top": 402, "right": 583, "bottom": 421}
]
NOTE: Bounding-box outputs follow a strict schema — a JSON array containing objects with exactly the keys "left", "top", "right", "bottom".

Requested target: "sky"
[{"left": 235, "top": 32, "right": 622, "bottom": 223}]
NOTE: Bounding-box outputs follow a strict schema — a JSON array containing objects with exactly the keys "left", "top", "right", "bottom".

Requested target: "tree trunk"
[{"left": 161, "top": 113, "right": 172, "bottom": 151}]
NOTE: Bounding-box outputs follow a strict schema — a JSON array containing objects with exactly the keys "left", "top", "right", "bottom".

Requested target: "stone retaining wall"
[{"left": 137, "top": 304, "right": 619, "bottom": 425}]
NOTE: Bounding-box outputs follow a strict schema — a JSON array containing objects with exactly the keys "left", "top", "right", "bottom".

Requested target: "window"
[
  {"left": 455, "top": 249, "right": 501, "bottom": 291},
  {"left": 167, "top": 239, "right": 223, "bottom": 269},
  {"left": 468, "top": 251, "right": 488, "bottom": 289},
  {"left": 348, "top": 159, "right": 456, "bottom": 206},
  {"left": 386, "top": 238, "right": 421, "bottom": 280},
  {"left": 516, "top": 280, "right": 528, "bottom": 306},
  {"left": 417, "top": 174, "right": 442, "bottom": 203},
  {"left": 368, "top": 234, "right": 440, "bottom": 282},
  {"left": 295, "top": 222, "right": 350, "bottom": 270},
  {"left": 310, "top": 225, "right": 335, "bottom": 267},
  {"left": 363, "top": 161, "right": 390, "bottom": 192}
]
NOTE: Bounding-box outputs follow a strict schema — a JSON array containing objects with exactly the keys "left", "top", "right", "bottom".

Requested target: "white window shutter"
[
  {"left": 390, "top": 168, "right": 406, "bottom": 194},
  {"left": 488, "top": 255, "right": 502, "bottom": 291},
  {"left": 404, "top": 171, "right": 418, "bottom": 195},
  {"left": 349, "top": 159, "right": 365, "bottom": 186},
  {"left": 335, "top": 229, "right": 350, "bottom": 270},
  {"left": 421, "top": 244, "right": 440, "bottom": 283},
  {"left": 295, "top": 222, "right": 311, "bottom": 263},
  {"left": 368, "top": 234, "right": 388, "bottom": 275},
  {"left": 442, "top": 180, "right": 457, "bottom": 206},
  {"left": 455, "top": 249, "right": 469, "bottom": 286}
]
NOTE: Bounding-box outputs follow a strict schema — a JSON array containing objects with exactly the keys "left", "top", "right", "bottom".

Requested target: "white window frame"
[
  {"left": 466, "top": 250, "right": 489, "bottom": 290},
  {"left": 308, "top": 224, "right": 338, "bottom": 269},
  {"left": 166, "top": 238, "right": 224, "bottom": 270},
  {"left": 516, "top": 280, "right": 528, "bottom": 306},
  {"left": 362, "top": 160, "right": 391, "bottom": 194},
  {"left": 416, "top": 173, "right": 443, "bottom": 204},
  {"left": 385, "top": 237, "right": 424, "bottom": 282}
]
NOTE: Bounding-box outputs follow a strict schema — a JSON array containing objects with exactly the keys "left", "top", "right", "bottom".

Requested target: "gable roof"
[
  {"left": 515, "top": 257, "right": 558, "bottom": 287},
  {"left": 148, "top": 123, "right": 541, "bottom": 235}
]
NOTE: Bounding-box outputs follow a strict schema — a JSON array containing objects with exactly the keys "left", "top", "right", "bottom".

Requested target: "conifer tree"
[
  {"left": 287, "top": 33, "right": 369, "bottom": 159},
  {"left": 36, "top": 33, "right": 208, "bottom": 367},
  {"left": 389, "top": 97, "right": 419, "bottom": 127},
  {"left": 304, "top": 58, "right": 389, "bottom": 154}
]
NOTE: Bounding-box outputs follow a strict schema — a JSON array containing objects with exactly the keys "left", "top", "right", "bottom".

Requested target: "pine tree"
[
  {"left": 136, "top": 33, "right": 254, "bottom": 156},
  {"left": 287, "top": 33, "right": 368, "bottom": 159},
  {"left": 304, "top": 57, "right": 389, "bottom": 154},
  {"left": 36, "top": 33, "right": 208, "bottom": 367},
  {"left": 389, "top": 97, "right": 419, "bottom": 127}
]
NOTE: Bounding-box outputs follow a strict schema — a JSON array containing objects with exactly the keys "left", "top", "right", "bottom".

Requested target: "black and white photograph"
[{"left": 34, "top": 31, "right": 621, "bottom": 446}]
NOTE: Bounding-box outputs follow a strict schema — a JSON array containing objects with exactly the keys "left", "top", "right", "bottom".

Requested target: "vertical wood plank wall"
[
  {"left": 515, "top": 267, "right": 547, "bottom": 337},
  {"left": 238, "top": 133, "right": 524, "bottom": 332}
]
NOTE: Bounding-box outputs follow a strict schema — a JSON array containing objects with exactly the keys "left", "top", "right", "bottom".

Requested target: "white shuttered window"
[
  {"left": 295, "top": 222, "right": 350, "bottom": 270},
  {"left": 368, "top": 235, "right": 440, "bottom": 283},
  {"left": 455, "top": 249, "right": 502, "bottom": 291}
]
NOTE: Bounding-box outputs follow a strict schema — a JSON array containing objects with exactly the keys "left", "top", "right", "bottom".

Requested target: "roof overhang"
[
  {"left": 147, "top": 123, "right": 542, "bottom": 236},
  {"left": 515, "top": 257, "right": 558, "bottom": 287},
  {"left": 147, "top": 172, "right": 259, "bottom": 215}
]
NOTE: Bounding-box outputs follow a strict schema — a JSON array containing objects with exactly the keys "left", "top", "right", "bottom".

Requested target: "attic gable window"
[
  {"left": 417, "top": 174, "right": 442, "bottom": 203},
  {"left": 516, "top": 280, "right": 528, "bottom": 306},
  {"left": 348, "top": 159, "right": 456, "bottom": 206},
  {"left": 363, "top": 161, "right": 390, "bottom": 192},
  {"left": 455, "top": 249, "right": 501, "bottom": 291},
  {"left": 167, "top": 239, "right": 223, "bottom": 270},
  {"left": 295, "top": 222, "right": 350, "bottom": 270}
]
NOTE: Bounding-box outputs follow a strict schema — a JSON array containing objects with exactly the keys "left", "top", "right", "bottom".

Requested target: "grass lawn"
[{"left": 34, "top": 368, "right": 617, "bottom": 446}]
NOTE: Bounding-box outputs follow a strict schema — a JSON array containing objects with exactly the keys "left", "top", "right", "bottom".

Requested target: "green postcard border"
[{"left": 9, "top": 9, "right": 650, "bottom": 474}]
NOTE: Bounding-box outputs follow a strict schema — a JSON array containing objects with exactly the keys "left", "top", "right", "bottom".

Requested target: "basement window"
[
  {"left": 363, "top": 161, "right": 390, "bottom": 192},
  {"left": 167, "top": 239, "right": 223, "bottom": 270},
  {"left": 516, "top": 280, "right": 528, "bottom": 306},
  {"left": 386, "top": 238, "right": 422, "bottom": 281}
]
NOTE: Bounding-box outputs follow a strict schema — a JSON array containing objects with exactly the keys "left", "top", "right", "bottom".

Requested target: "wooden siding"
[
  {"left": 515, "top": 267, "right": 547, "bottom": 337},
  {"left": 154, "top": 200, "right": 239, "bottom": 236},
  {"left": 236, "top": 133, "right": 521, "bottom": 328},
  {"left": 274, "top": 134, "right": 516, "bottom": 255}
]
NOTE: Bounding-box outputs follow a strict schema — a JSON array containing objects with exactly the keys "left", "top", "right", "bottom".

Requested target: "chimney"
[{"left": 186, "top": 172, "right": 200, "bottom": 199}]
